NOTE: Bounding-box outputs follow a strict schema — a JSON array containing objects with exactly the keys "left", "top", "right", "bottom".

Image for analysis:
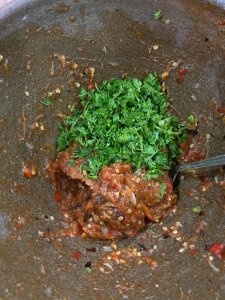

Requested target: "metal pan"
[{"left": 0, "top": 1, "right": 224, "bottom": 299}]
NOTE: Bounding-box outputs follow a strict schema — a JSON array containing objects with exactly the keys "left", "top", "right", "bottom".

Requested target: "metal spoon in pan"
[{"left": 172, "top": 154, "right": 225, "bottom": 182}]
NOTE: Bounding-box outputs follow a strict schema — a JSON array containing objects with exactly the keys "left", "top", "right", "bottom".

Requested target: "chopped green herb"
[
  {"left": 192, "top": 206, "right": 202, "bottom": 214},
  {"left": 85, "top": 267, "right": 92, "bottom": 273},
  {"left": 153, "top": 9, "right": 163, "bottom": 20},
  {"left": 57, "top": 73, "right": 187, "bottom": 179},
  {"left": 40, "top": 96, "right": 53, "bottom": 106},
  {"left": 67, "top": 160, "right": 75, "bottom": 167},
  {"left": 187, "top": 115, "right": 196, "bottom": 123},
  {"left": 159, "top": 182, "right": 167, "bottom": 198},
  {"left": 186, "top": 114, "right": 197, "bottom": 130}
]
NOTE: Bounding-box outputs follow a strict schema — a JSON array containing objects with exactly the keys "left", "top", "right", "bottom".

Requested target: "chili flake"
[
  {"left": 208, "top": 243, "right": 225, "bottom": 260},
  {"left": 54, "top": 191, "right": 62, "bottom": 203},
  {"left": 72, "top": 251, "right": 81, "bottom": 260}
]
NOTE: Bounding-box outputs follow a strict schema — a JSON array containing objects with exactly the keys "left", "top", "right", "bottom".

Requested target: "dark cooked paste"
[{"left": 48, "top": 151, "right": 177, "bottom": 239}]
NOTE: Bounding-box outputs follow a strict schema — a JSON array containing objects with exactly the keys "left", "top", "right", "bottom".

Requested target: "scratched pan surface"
[{"left": 0, "top": 0, "right": 225, "bottom": 299}]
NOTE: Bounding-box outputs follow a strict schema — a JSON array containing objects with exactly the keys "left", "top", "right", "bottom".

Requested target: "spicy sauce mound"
[{"left": 48, "top": 151, "right": 177, "bottom": 240}]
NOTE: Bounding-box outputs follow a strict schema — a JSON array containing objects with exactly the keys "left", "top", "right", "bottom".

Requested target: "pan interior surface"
[{"left": 0, "top": 1, "right": 224, "bottom": 299}]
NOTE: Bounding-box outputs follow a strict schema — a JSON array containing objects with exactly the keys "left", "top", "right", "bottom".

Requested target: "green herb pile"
[{"left": 57, "top": 73, "right": 187, "bottom": 179}]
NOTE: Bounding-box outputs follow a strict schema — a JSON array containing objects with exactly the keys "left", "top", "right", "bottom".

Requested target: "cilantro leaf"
[
  {"left": 57, "top": 73, "right": 187, "bottom": 178},
  {"left": 40, "top": 96, "right": 53, "bottom": 106},
  {"left": 85, "top": 267, "right": 92, "bottom": 273},
  {"left": 67, "top": 160, "right": 75, "bottom": 167},
  {"left": 192, "top": 206, "right": 202, "bottom": 214},
  {"left": 159, "top": 182, "right": 167, "bottom": 198},
  {"left": 153, "top": 9, "right": 163, "bottom": 20}
]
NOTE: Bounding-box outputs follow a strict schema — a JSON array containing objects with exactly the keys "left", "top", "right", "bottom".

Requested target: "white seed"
[
  {"left": 55, "top": 88, "right": 61, "bottom": 94},
  {"left": 162, "top": 226, "right": 168, "bottom": 231},
  {"left": 195, "top": 83, "right": 200, "bottom": 89},
  {"left": 191, "top": 94, "right": 197, "bottom": 101},
  {"left": 25, "top": 91, "right": 30, "bottom": 96},
  {"left": 172, "top": 61, "right": 178, "bottom": 67},
  {"left": 102, "top": 246, "right": 112, "bottom": 253},
  {"left": 165, "top": 19, "right": 170, "bottom": 25},
  {"left": 153, "top": 45, "right": 159, "bottom": 50},
  {"left": 118, "top": 216, "right": 124, "bottom": 221},
  {"left": 0, "top": 55, "right": 3, "bottom": 62},
  {"left": 89, "top": 67, "right": 95, "bottom": 74},
  {"left": 208, "top": 256, "right": 214, "bottom": 261},
  {"left": 102, "top": 46, "right": 107, "bottom": 53},
  {"left": 115, "top": 192, "right": 120, "bottom": 199},
  {"left": 103, "top": 262, "right": 114, "bottom": 271},
  {"left": 111, "top": 243, "right": 117, "bottom": 250},
  {"left": 40, "top": 265, "right": 45, "bottom": 274},
  {"left": 130, "top": 193, "right": 136, "bottom": 205},
  {"left": 179, "top": 248, "right": 185, "bottom": 253},
  {"left": 75, "top": 82, "right": 80, "bottom": 88},
  {"left": 58, "top": 55, "right": 66, "bottom": 67},
  {"left": 71, "top": 63, "right": 78, "bottom": 69},
  {"left": 119, "top": 259, "right": 125, "bottom": 264}
]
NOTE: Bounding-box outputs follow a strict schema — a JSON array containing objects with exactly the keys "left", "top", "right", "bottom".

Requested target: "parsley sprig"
[{"left": 57, "top": 73, "right": 187, "bottom": 179}]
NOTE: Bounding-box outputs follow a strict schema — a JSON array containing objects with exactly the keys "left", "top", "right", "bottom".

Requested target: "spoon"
[{"left": 172, "top": 154, "right": 225, "bottom": 182}]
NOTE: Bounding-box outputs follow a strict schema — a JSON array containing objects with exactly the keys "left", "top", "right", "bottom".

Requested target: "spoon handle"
[{"left": 179, "top": 154, "right": 225, "bottom": 172}]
